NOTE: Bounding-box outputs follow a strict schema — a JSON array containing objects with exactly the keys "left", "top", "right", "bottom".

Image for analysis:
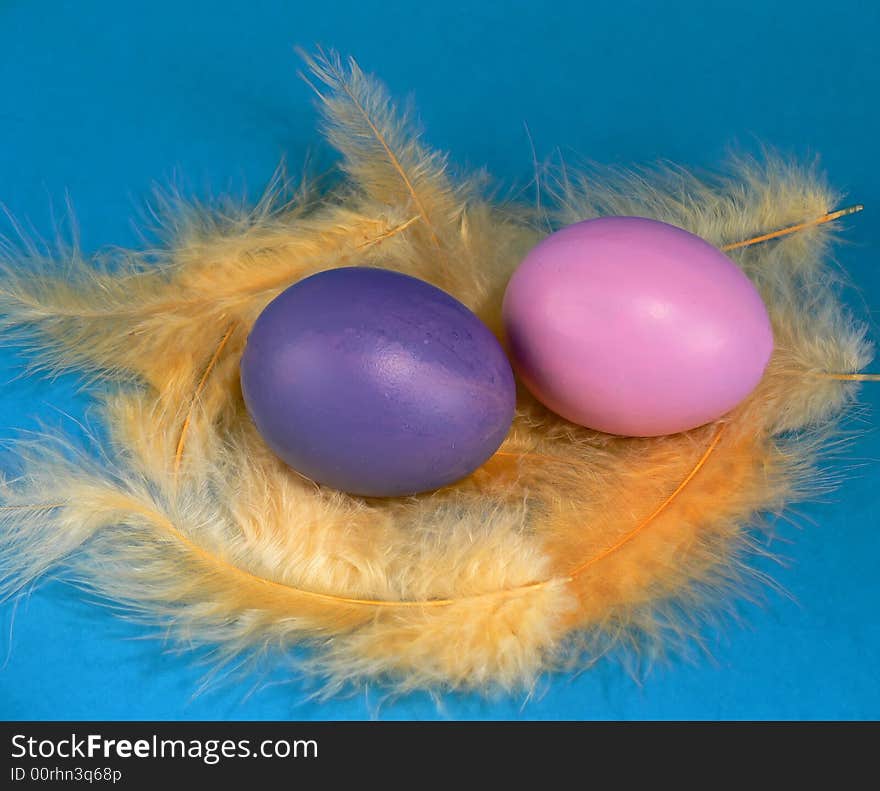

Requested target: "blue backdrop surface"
[{"left": 0, "top": 0, "right": 877, "bottom": 720}]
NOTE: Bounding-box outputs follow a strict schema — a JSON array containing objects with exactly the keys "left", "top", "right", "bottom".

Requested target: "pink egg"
[{"left": 502, "top": 217, "right": 774, "bottom": 436}]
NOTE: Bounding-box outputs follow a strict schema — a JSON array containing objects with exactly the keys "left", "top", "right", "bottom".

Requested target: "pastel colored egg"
[
  {"left": 502, "top": 217, "right": 774, "bottom": 436},
  {"left": 240, "top": 267, "right": 516, "bottom": 497}
]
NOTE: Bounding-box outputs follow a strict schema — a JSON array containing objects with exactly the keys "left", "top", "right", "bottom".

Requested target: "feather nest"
[{"left": 0, "top": 51, "right": 873, "bottom": 696}]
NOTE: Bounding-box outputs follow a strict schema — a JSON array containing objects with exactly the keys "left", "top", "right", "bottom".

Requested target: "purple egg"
[{"left": 240, "top": 267, "right": 516, "bottom": 497}]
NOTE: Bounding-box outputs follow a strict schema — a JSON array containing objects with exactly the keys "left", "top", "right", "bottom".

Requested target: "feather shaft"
[
  {"left": 174, "top": 322, "right": 239, "bottom": 473},
  {"left": 811, "top": 371, "right": 880, "bottom": 381},
  {"left": 567, "top": 426, "right": 725, "bottom": 578},
  {"left": 356, "top": 214, "right": 420, "bottom": 248},
  {"left": 721, "top": 205, "right": 863, "bottom": 250}
]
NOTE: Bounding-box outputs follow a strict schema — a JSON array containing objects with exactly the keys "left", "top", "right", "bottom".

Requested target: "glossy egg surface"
[
  {"left": 502, "top": 217, "right": 774, "bottom": 436},
  {"left": 241, "top": 267, "right": 516, "bottom": 496}
]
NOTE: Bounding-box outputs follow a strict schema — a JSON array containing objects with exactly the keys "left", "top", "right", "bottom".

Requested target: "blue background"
[{"left": 0, "top": 0, "right": 877, "bottom": 720}]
